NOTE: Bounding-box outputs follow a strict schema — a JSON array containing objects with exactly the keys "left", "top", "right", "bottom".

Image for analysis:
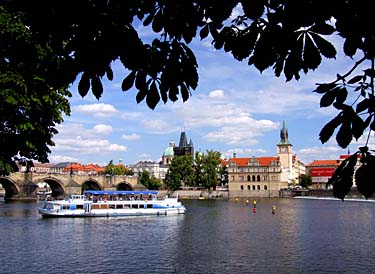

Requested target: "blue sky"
[{"left": 47, "top": 15, "right": 372, "bottom": 167}]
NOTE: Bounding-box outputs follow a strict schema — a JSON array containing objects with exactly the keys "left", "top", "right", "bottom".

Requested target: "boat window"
[{"left": 147, "top": 204, "right": 153, "bottom": 209}]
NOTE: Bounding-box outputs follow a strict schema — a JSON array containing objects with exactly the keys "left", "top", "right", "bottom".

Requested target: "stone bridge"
[{"left": 0, "top": 172, "right": 141, "bottom": 200}]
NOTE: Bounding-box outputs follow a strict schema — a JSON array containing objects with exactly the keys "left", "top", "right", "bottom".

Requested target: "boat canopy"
[{"left": 83, "top": 190, "right": 158, "bottom": 196}]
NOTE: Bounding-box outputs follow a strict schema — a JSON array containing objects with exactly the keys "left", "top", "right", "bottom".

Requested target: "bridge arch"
[
  {"left": 82, "top": 179, "right": 102, "bottom": 191},
  {"left": 117, "top": 181, "right": 134, "bottom": 190},
  {"left": 0, "top": 177, "right": 20, "bottom": 199},
  {"left": 35, "top": 177, "right": 65, "bottom": 198}
]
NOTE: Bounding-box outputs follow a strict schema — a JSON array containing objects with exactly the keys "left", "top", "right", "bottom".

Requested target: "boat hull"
[
  {"left": 38, "top": 191, "right": 187, "bottom": 218},
  {"left": 38, "top": 207, "right": 186, "bottom": 218}
]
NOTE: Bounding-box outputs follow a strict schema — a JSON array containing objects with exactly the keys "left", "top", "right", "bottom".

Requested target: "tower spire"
[{"left": 279, "top": 120, "right": 289, "bottom": 145}]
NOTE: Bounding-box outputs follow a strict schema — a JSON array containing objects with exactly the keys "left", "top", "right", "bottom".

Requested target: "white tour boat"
[{"left": 38, "top": 190, "right": 187, "bottom": 218}]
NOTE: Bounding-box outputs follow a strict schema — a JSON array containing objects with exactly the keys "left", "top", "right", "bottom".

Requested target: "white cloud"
[
  {"left": 73, "top": 103, "right": 118, "bottom": 118},
  {"left": 208, "top": 89, "right": 225, "bottom": 98},
  {"left": 93, "top": 124, "right": 113, "bottom": 135},
  {"left": 54, "top": 138, "right": 127, "bottom": 154},
  {"left": 140, "top": 119, "right": 179, "bottom": 134},
  {"left": 121, "top": 133, "right": 141, "bottom": 141},
  {"left": 48, "top": 155, "right": 79, "bottom": 163}
]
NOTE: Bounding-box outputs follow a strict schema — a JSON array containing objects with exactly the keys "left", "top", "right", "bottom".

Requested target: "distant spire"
[
  {"left": 279, "top": 120, "right": 290, "bottom": 145},
  {"left": 178, "top": 131, "right": 188, "bottom": 148}
]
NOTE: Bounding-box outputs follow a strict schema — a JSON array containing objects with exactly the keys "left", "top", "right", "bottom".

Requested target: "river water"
[{"left": 0, "top": 197, "right": 374, "bottom": 274}]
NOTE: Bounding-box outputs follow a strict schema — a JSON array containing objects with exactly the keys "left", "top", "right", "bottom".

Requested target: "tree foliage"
[
  {"left": 299, "top": 174, "right": 312, "bottom": 189},
  {"left": 1, "top": 1, "right": 375, "bottom": 198},
  {"left": 139, "top": 170, "right": 162, "bottom": 190},
  {"left": 104, "top": 160, "right": 134, "bottom": 176},
  {"left": 194, "top": 150, "right": 222, "bottom": 189},
  {"left": 164, "top": 155, "right": 194, "bottom": 191}
]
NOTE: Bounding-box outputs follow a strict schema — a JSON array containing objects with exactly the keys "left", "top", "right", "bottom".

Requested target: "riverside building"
[{"left": 226, "top": 121, "right": 306, "bottom": 198}]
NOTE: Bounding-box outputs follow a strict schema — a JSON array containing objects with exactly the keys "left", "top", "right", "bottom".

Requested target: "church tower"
[{"left": 277, "top": 120, "right": 294, "bottom": 184}]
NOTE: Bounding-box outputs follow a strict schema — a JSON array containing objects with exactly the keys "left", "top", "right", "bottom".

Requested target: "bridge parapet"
[{"left": 0, "top": 172, "right": 140, "bottom": 199}]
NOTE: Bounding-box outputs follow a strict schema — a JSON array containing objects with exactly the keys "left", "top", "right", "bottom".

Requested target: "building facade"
[
  {"left": 227, "top": 121, "right": 305, "bottom": 197},
  {"left": 130, "top": 161, "right": 169, "bottom": 180},
  {"left": 227, "top": 156, "right": 284, "bottom": 197}
]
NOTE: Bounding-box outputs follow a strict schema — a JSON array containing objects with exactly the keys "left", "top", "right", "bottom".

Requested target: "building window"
[
  {"left": 247, "top": 185, "right": 250, "bottom": 190},
  {"left": 239, "top": 176, "right": 244, "bottom": 181},
  {"left": 240, "top": 185, "right": 244, "bottom": 190},
  {"left": 252, "top": 175, "right": 256, "bottom": 181},
  {"left": 264, "top": 185, "right": 268, "bottom": 190},
  {"left": 257, "top": 175, "right": 261, "bottom": 182},
  {"left": 252, "top": 185, "right": 256, "bottom": 190},
  {"left": 263, "top": 176, "right": 267, "bottom": 181},
  {"left": 231, "top": 176, "right": 235, "bottom": 181},
  {"left": 257, "top": 185, "right": 260, "bottom": 190}
]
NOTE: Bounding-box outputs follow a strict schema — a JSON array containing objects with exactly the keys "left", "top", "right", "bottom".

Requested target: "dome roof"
[{"left": 163, "top": 146, "right": 174, "bottom": 157}]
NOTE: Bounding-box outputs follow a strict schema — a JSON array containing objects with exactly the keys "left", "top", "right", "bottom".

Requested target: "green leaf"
[
  {"left": 121, "top": 71, "right": 136, "bottom": 91},
  {"left": 78, "top": 72, "right": 90, "bottom": 97}
]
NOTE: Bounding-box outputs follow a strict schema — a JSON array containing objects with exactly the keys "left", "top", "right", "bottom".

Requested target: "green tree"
[
  {"left": 1, "top": 1, "right": 375, "bottom": 199},
  {"left": 299, "top": 174, "right": 312, "bottom": 189},
  {"left": 165, "top": 155, "right": 193, "bottom": 190},
  {"left": 218, "top": 164, "right": 228, "bottom": 187},
  {"left": 193, "top": 150, "right": 222, "bottom": 189},
  {"left": 139, "top": 170, "right": 161, "bottom": 190},
  {"left": 103, "top": 160, "right": 134, "bottom": 176},
  {"left": 193, "top": 151, "right": 205, "bottom": 188}
]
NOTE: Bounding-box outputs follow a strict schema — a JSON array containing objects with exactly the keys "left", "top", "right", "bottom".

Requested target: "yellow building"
[{"left": 227, "top": 121, "right": 305, "bottom": 197}]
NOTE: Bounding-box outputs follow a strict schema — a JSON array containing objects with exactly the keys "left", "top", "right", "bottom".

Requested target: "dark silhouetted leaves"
[
  {"left": 354, "top": 148, "right": 375, "bottom": 199},
  {"left": 91, "top": 75, "right": 103, "bottom": 100},
  {"left": 311, "top": 33, "right": 336, "bottom": 59},
  {"left": 336, "top": 121, "right": 352, "bottom": 148},
  {"left": 121, "top": 71, "right": 136, "bottom": 91},
  {"left": 319, "top": 115, "right": 342, "bottom": 144},
  {"left": 146, "top": 81, "right": 160, "bottom": 109},
  {"left": 355, "top": 164, "right": 374, "bottom": 199},
  {"left": 348, "top": 75, "right": 364, "bottom": 84},
  {"left": 78, "top": 72, "right": 90, "bottom": 97},
  {"left": 328, "top": 152, "right": 358, "bottom": 200}
]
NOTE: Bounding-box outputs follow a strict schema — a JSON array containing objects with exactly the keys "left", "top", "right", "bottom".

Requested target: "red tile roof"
[
  {"left": 306, "top": 160, "right": 341, "bottom": 167},
  {"left": 227, "top": 157, "right": 279, "bottom": 167}
]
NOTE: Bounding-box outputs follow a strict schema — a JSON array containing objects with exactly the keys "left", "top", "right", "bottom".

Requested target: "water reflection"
[{"left": 1, "top": 198, "right": 374, "bottom": 273}]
